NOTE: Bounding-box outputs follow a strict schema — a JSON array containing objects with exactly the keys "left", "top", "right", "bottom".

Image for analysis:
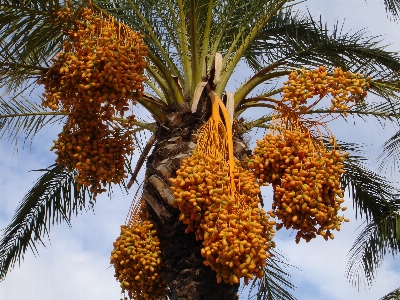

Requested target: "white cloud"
[{"left": 1, "top": 226, "right": 122, "bottom": 300}]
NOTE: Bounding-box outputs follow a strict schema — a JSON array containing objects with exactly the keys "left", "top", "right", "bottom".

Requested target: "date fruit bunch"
[
  {"left": 111, "top": 203, "right": 168, "bottom": 300},
  {"left": 170, "top": 94, "right": 275, "bottom": 285},
  {"left": 40, "top": 6, "right": 148, "bottom": 196},
  {"left": 249, "top": 125, "right": 349, "bottom": 243}
]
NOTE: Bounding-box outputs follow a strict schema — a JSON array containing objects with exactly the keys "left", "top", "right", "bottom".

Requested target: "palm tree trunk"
[{"left": 142, "top": 102, "right": 248, "bottom": 299}]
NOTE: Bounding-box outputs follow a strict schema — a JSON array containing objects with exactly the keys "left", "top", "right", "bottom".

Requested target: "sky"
[{"left": 1, "top": 1, "right": 400, "bottom": 300}]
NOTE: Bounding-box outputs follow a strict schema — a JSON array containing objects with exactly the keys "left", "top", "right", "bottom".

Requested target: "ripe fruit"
[
  {"left": 110, "top": 207, "right": 168, "bottom": 300},
  {"left": 42, "top": 7, "right": 148, "bottom": 114},
  {"left": 51, "top": 113, "right": 136, "bottom": 197},
  {"left": 40, "top": 6, "right": 148, "bottom": 196},
  {"left": 170, "top": 151, "right": 276, "bottom": 284},
  {"left": 282, "top": 66, "right": 370, "bottom": 113},
  {"left": 249, "top": 126, "right": 348, "bottom": 243},
  {"left": 169, "top": 94, "right": 275, "bottom": 285}
]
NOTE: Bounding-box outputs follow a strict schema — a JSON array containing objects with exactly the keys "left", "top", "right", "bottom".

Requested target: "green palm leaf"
[
  {"left": 382, "top": 0, "right": 400, "bottom": 19},
  {"left": 379, "top": 287, "right": 400, "bottom": 300},
  {"left": 232, "top": 10, "right": 400, "bottom": 110},
  {"left": 370, "top": 79, "right": 400, "bottom": 102},
  {"left": 337, "top": 146, "right": 400, "bottom": 288},
  {"left": 244, "top": 249, "right": 297, "bottom": 300},
  {"left": 347, "top": 101, "right": 400, "bottom": 122},
  {"left": 0, "top": 95, "right": 67, "bottom": 144},
  {"left": 298, "top": 99, "right": 400, "bottom": 126},
  {"left": 346, "top": 211, "right": 400, "bottom": 288},
  {"left": 240, "top": 98, "right": 400, "bottom": 133},
  {"left": 245, "top": 10, "right": 400, "bottom": 74},
  {"left": 378, "top": 130, "right": 400, "bottom": 173},
  {"left": 341, "top": 154, "right": 398, "bottom": 221},
  {"left": 0, "top": 1, "right": 88, "bottom": 91},
  {"left": 0, "top": 164, "right": 94, "bottom": 280},
  {"left": 95, "top": 0, "right": 293, "bottom": 96}
]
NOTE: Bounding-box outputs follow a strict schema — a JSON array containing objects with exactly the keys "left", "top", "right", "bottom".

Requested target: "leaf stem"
[
  {"left": 0, "top": 63, "right": 48, "bottom": 71},
  {"left": 0, "top": 111, "right": 69, "bottom": 119}
]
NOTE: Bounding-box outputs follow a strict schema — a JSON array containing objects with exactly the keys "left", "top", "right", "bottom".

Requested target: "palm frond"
[
  {"left": 95, "top": 0, "right": 297, "bottom": 98},
  {"left": 240, "top": 10, "right": 400, "bottom": 104},
  {"left": 0, "top": 95, "right": 67, "bottom": 144},
  {"left": 0, "top": 164, "right": 94, "bottom": 280},
  {"left": 229, "top": 10, "right": 400, "bottom": 114},
  {"left": 322, "top": 141, "right": 400, "bottom": 289},
  {"left": 0, "top": 1, "right": 71, "bottom": 91},
  {"left": 246, "top": 10, "right": 400, "bottom": 75},
  {"left": 346, "top": 210, "right": 400, "bottom": 288},
  {"left": 378, "top": 130, "right": 400, "bottom": 174},
  {"left": 370, "top": 79, "right": 400, "bottom": 100},
  {"left": 241, "top": 96, "right": 400, "bottom": 134},
  {"left": 379, "top": 287, "right": 400, "bottom": 300},
  {"left": 1, "top": 0, "right": 62, "bottom": 9},
  {"left": 382, "top": 0, "right": 400, "bottom": 20},
  {"left": 341, "top": 155, "right": 399, "bottom": 221},
  {"left": 215, "top": 0, "right": 290, "bottom": 94},
  {"left": 347, "top": 101, "right": 400, "bottom": 122},
  {"left": 244, "top": 249, "right": 297, "bottom": 300},
  {"left": 301, "top": 100, "right": 400, "bottom": 123}
]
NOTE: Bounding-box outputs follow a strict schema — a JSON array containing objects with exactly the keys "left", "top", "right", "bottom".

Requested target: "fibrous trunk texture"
[{"left": 143, "top": 103, "right": 249, "bottom": 300}]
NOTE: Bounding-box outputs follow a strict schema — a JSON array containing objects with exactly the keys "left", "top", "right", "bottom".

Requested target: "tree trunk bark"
[{"left": 142, "top": 103, "right": 249, "bottom": 299}]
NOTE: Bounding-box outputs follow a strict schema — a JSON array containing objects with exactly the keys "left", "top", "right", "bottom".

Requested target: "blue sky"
[{"left": 1, "top": 1, "right": 400, "bottom": 299}]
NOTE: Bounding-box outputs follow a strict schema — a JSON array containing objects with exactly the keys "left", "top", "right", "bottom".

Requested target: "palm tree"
[{"left": 1, "top": 0, "right": 400, "bottom": 299}]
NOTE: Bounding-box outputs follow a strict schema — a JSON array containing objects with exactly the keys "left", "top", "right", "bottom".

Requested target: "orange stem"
[{"left": 209, "top": 92, "right": 236, "bottom": 198}]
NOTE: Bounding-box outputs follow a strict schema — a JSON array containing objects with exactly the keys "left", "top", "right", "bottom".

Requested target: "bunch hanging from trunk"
[
  {"left": 169, "top": 92, "right": 275, "bottom": 285},
  {"left": 39, "top": 6, "right": 148, "bottom": 196},
  {"left": 110, "top": 199, "right": 168, "bottom": 300},
  {"left": 248, "top": 92, "right": 351, "bottom": 243}
]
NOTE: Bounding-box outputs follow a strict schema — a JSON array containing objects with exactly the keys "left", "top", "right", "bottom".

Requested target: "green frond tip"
[
  {"left": 340, "top": 146, "right": 400, "bottom": 289},
  {"left": 0, "top": 0, "right": 70, "bottom": 91},
  {"left": 243, "top": 249, "right": 297, "bottom": 300},
  {"left": 341, "top": 156, "right": 399, "bottom": 222},
  {"left": 378, "top": 130, "right": 400, "bottom": 174},
  {"left": 0, "top": 96, "right": 68, "bottom": 144},
  {"left": 244, "top": 10, "right": 400, "bottom": 78},
  {"left": 346, "top": 210, "right": 400, "bottom": 289},
  {"left": 382, "top": 0, "right": 400, "bottom": 20},
  {"left": 0, "top": 164, "right": 94, "bottom": 280},
  {"left": 379, "top": 287, "right": 400, "bottom": 300}
]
